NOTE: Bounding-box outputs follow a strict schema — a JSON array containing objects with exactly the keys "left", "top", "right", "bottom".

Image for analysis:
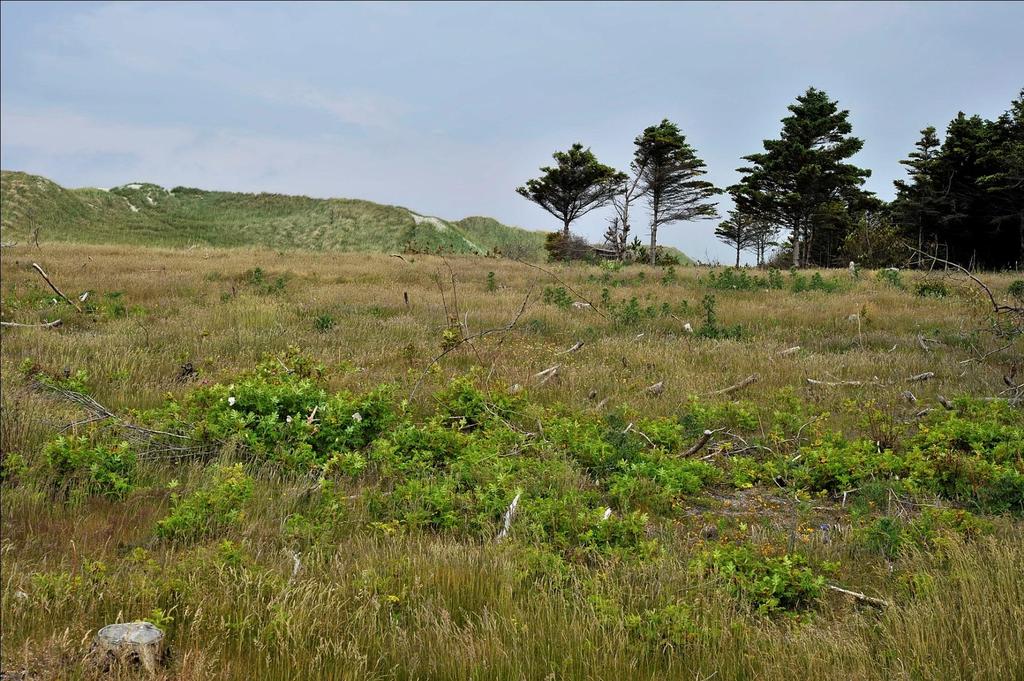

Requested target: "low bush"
[
  {"left": 692, "top": 544, "right": 830, "bottom": 615},
  {"left": 156, "top": 463, "right": 254, "bottom": 541},
  {"left": 915, "top": 281, "right": 949, "bottom": 298},
  {"left": 43, "top": 436, "right": 136, "bottom": 500}
]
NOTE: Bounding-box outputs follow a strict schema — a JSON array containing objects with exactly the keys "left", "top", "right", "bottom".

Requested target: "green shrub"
[
  {"left": 696, "top": 295, "right": 743, "bottom": 340},
  {"left": 542, "top": 285, "right": 574, "bottom": 309},
  {"left": 915, "top": 281, "right": 948, "bottom": 298},
  {"left": 790, "top": 271, "right": 842, "bottom": 293},
  {"left": 704, "top": 268, "right": 782, "bottom": 291},
  {"left": 544, "top": 231, "right": 592, "bottom": 262},
  {"left": 43, "top": 437, "right": 136, "bottom": 500},
  {"left": 786, "top": 400, "right": 1023, "bottom": 514},
  {"left": 156, "top": 463, "right": 254, "bottom": 541},
  {"left": 241, "top": 267, "right": 287, "bottom": 294},
  {"left": 693, "top": 544, "right": 829, "bottom": 615},
  {"left": 314, "top": 313, "right": 335, "bottom": 332},
  {"left": 624, "top": 603, "right": 700, "bottom": 652},
  {"left": 1009, "top": 279, "right": 1024, "bottom": 302},
  {"left": 876, "top": 268, "right": 904, "bottom": 289}
]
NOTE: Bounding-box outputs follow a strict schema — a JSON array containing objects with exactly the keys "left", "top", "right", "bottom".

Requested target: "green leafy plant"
[
  {"left": 314, "top": 313, "right": 335, "bottom": 332},
  {"left": 696, "top": 295, "right": 743, "bottom": 339},
  {"left": 542, "top": 285, "right": 574, "bottom": 309},
  {"left": 43, "top": 437, "right": 136, "bottom": 500},
  {"left": 693, "top": 544, "right": 828, "bottom": 615},
  {"left": 915, "top": 281, "right": 949, "bottom": 298},
  {"left": 156, "top": 463, "right": 254, "bottom": 541},
  {"left": 876, "top": 268, "right": 904, "bottom": 289}
]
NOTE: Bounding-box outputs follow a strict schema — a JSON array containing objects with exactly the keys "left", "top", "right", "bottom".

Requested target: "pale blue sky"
[{"left": 2, "top": 1, "right": 1022, "bottom": 261}]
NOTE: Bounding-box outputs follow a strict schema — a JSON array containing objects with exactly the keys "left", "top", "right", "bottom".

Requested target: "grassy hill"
[{"left": 0, "top": 170, "right": 549, "bottom": 258}]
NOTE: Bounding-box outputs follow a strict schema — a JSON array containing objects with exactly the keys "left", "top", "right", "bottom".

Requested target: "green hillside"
[{"left": 0, "top": 171, "right": 549, "bottom": 258}]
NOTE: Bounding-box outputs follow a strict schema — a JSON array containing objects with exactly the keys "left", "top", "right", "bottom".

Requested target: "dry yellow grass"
[{"left": 1, "top": 242, "right": 1022, "bottom": 680}]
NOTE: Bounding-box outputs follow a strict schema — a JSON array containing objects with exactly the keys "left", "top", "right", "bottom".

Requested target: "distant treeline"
[{"left": 518, "top": 87, "right": 1023, "bottom": 269}]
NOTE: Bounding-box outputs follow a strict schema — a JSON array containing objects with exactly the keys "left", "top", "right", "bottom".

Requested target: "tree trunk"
[
  {"left": 619, "top": 202, "right": 630, "bottom": 261},
  {"left": 735, "top": 243, "right": 741, "bottom": 268},
  {"left": 792, "top": 233, "right": 801, "bottom": 268},
  {"left": 562, "top": 217, "right": 571, "bottom": 237},
  {"left": 1018, "top": 212, "right": 1023, "bottom": 267},
  {"left": 649, "top": 206, "right": 659, "bottom": 266}
]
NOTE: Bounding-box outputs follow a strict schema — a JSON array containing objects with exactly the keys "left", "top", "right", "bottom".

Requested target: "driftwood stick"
[
  {"left": 645, "top": 380, "right": 665, "bottom": 396},
  {"left": 908, "top": 371, "right": 935, "bottom": 382},
  {"left": 557, "top": 340, "right": 584, "bottom": 355},
  {"left": 496, "top": 492, "right": 521, "bottom": 541},
  {"left": 32, "top": 263, "right": 82, "bottom": 312},
  {"left": 712, "top": 373, "right": 759, "bottom": 396},
  {"left": 682, "top": 430, "right": 714, "bottom": 457},
  {"left": 827, "top": 584, "right": 890, "bottom": 609},
  {"left": 534, "top": 364, "right": 561, "bottom": 385},
  {"left": 1, "top": 319, "right": 62, "bottom": 329},
  {"left": 806, "top": 378, "right": 878, "bottom": 387},
  {"left": 778, "top": 346, "right": 801, "bottom": 356}
]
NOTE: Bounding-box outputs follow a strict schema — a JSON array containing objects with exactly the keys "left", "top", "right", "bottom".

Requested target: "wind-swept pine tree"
[
  {"left": 892, "top": 126, "right": 942, "bottom": 255},
  {"left": 635, "top": 120, "right": 720, "bottom": 265},
  {"left": 731, "top": 87, "right": 873, "bottom": 267},
  {"left": 715, "top": 211, "right": 759, "bottom": 267},
  {"left": 516, "top": 144, "right": 626, "bottom": 237}
]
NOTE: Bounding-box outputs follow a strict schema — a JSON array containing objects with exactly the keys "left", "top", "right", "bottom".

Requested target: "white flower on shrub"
[
  {"left": 228, "top": 396, "right": 236, "bottom": 406},
  {"left": 352, "top": 412, "right": 363, "bottom": 423}
]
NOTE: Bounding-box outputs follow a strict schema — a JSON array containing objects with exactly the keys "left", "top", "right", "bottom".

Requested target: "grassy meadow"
[
  {"left": 0, "top": 171, "right": 549, "bottom": 259},
  {"left": 1, "top": 242, "right": 1022, "bottom": 680}
]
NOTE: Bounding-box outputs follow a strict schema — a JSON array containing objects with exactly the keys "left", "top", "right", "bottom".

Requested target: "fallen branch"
[
  {"left": 1, "top": 319, "right": 62, "bottom": 329},
  {"left": 908, "top": 246, "right": 1022, "bottom": 316},
  {"left": 409, "top": 287, "right": 533, "bottom": 400},
  {"left": 534, "top": 364, "right": 561, "bottom": 386},
  {"left": 33, "top": 381, "right": 201, "bottom": 457},
  {"left": 557, "top": 340, "right": 584, "bottom": 355},
  {"left": 908, "top": 371, "right": 935, "bottom": 382},
  {"left": 32, "top": 263, "right": 82, "bottom": 312},
  {"left": 496, "top": 492, "right": 521, "bottom": 541},
  {"left": 682, "top": 430, "right": 714, "bottom": 457},
  {"left": 645, "top": 380, "right": 665, "bottom": 396},
  {"left": 711, "top": 373, "right": 758, "bottom": 396},
  {"left": 806, "top": 378, "right": 880, "bottom": 387},
  {"left": 623, "top": 422, "right": 656, "bottom": 448},
  {"left": 826, "top": 584, "right": 890, "bottom": 609},
  {"left": 778, "top": 346, "right": 801, "bottom": 357}
]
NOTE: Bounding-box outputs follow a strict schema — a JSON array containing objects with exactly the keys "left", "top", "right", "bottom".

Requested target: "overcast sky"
[{"left": 2, "top": 1, "right": 1022, "bottom": 262}]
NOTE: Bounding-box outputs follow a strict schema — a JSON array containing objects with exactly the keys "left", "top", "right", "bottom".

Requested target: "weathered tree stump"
[{"left": 90, "top": 621, "right": 166, "bottom": 674}]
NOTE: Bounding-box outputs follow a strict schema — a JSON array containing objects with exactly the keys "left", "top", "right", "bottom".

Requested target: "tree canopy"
[
  {"left": 516, "top": 143, "right": 626, "bottom": 236},
  {"left": 892, "top": 90, "right": 1024, "bottom": 268},
  {"left": 731, "top": 87, "right": 874, "bottom": 267},
  {"left": 635, "top": 119, "right": 720, "bottom": 265}
]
